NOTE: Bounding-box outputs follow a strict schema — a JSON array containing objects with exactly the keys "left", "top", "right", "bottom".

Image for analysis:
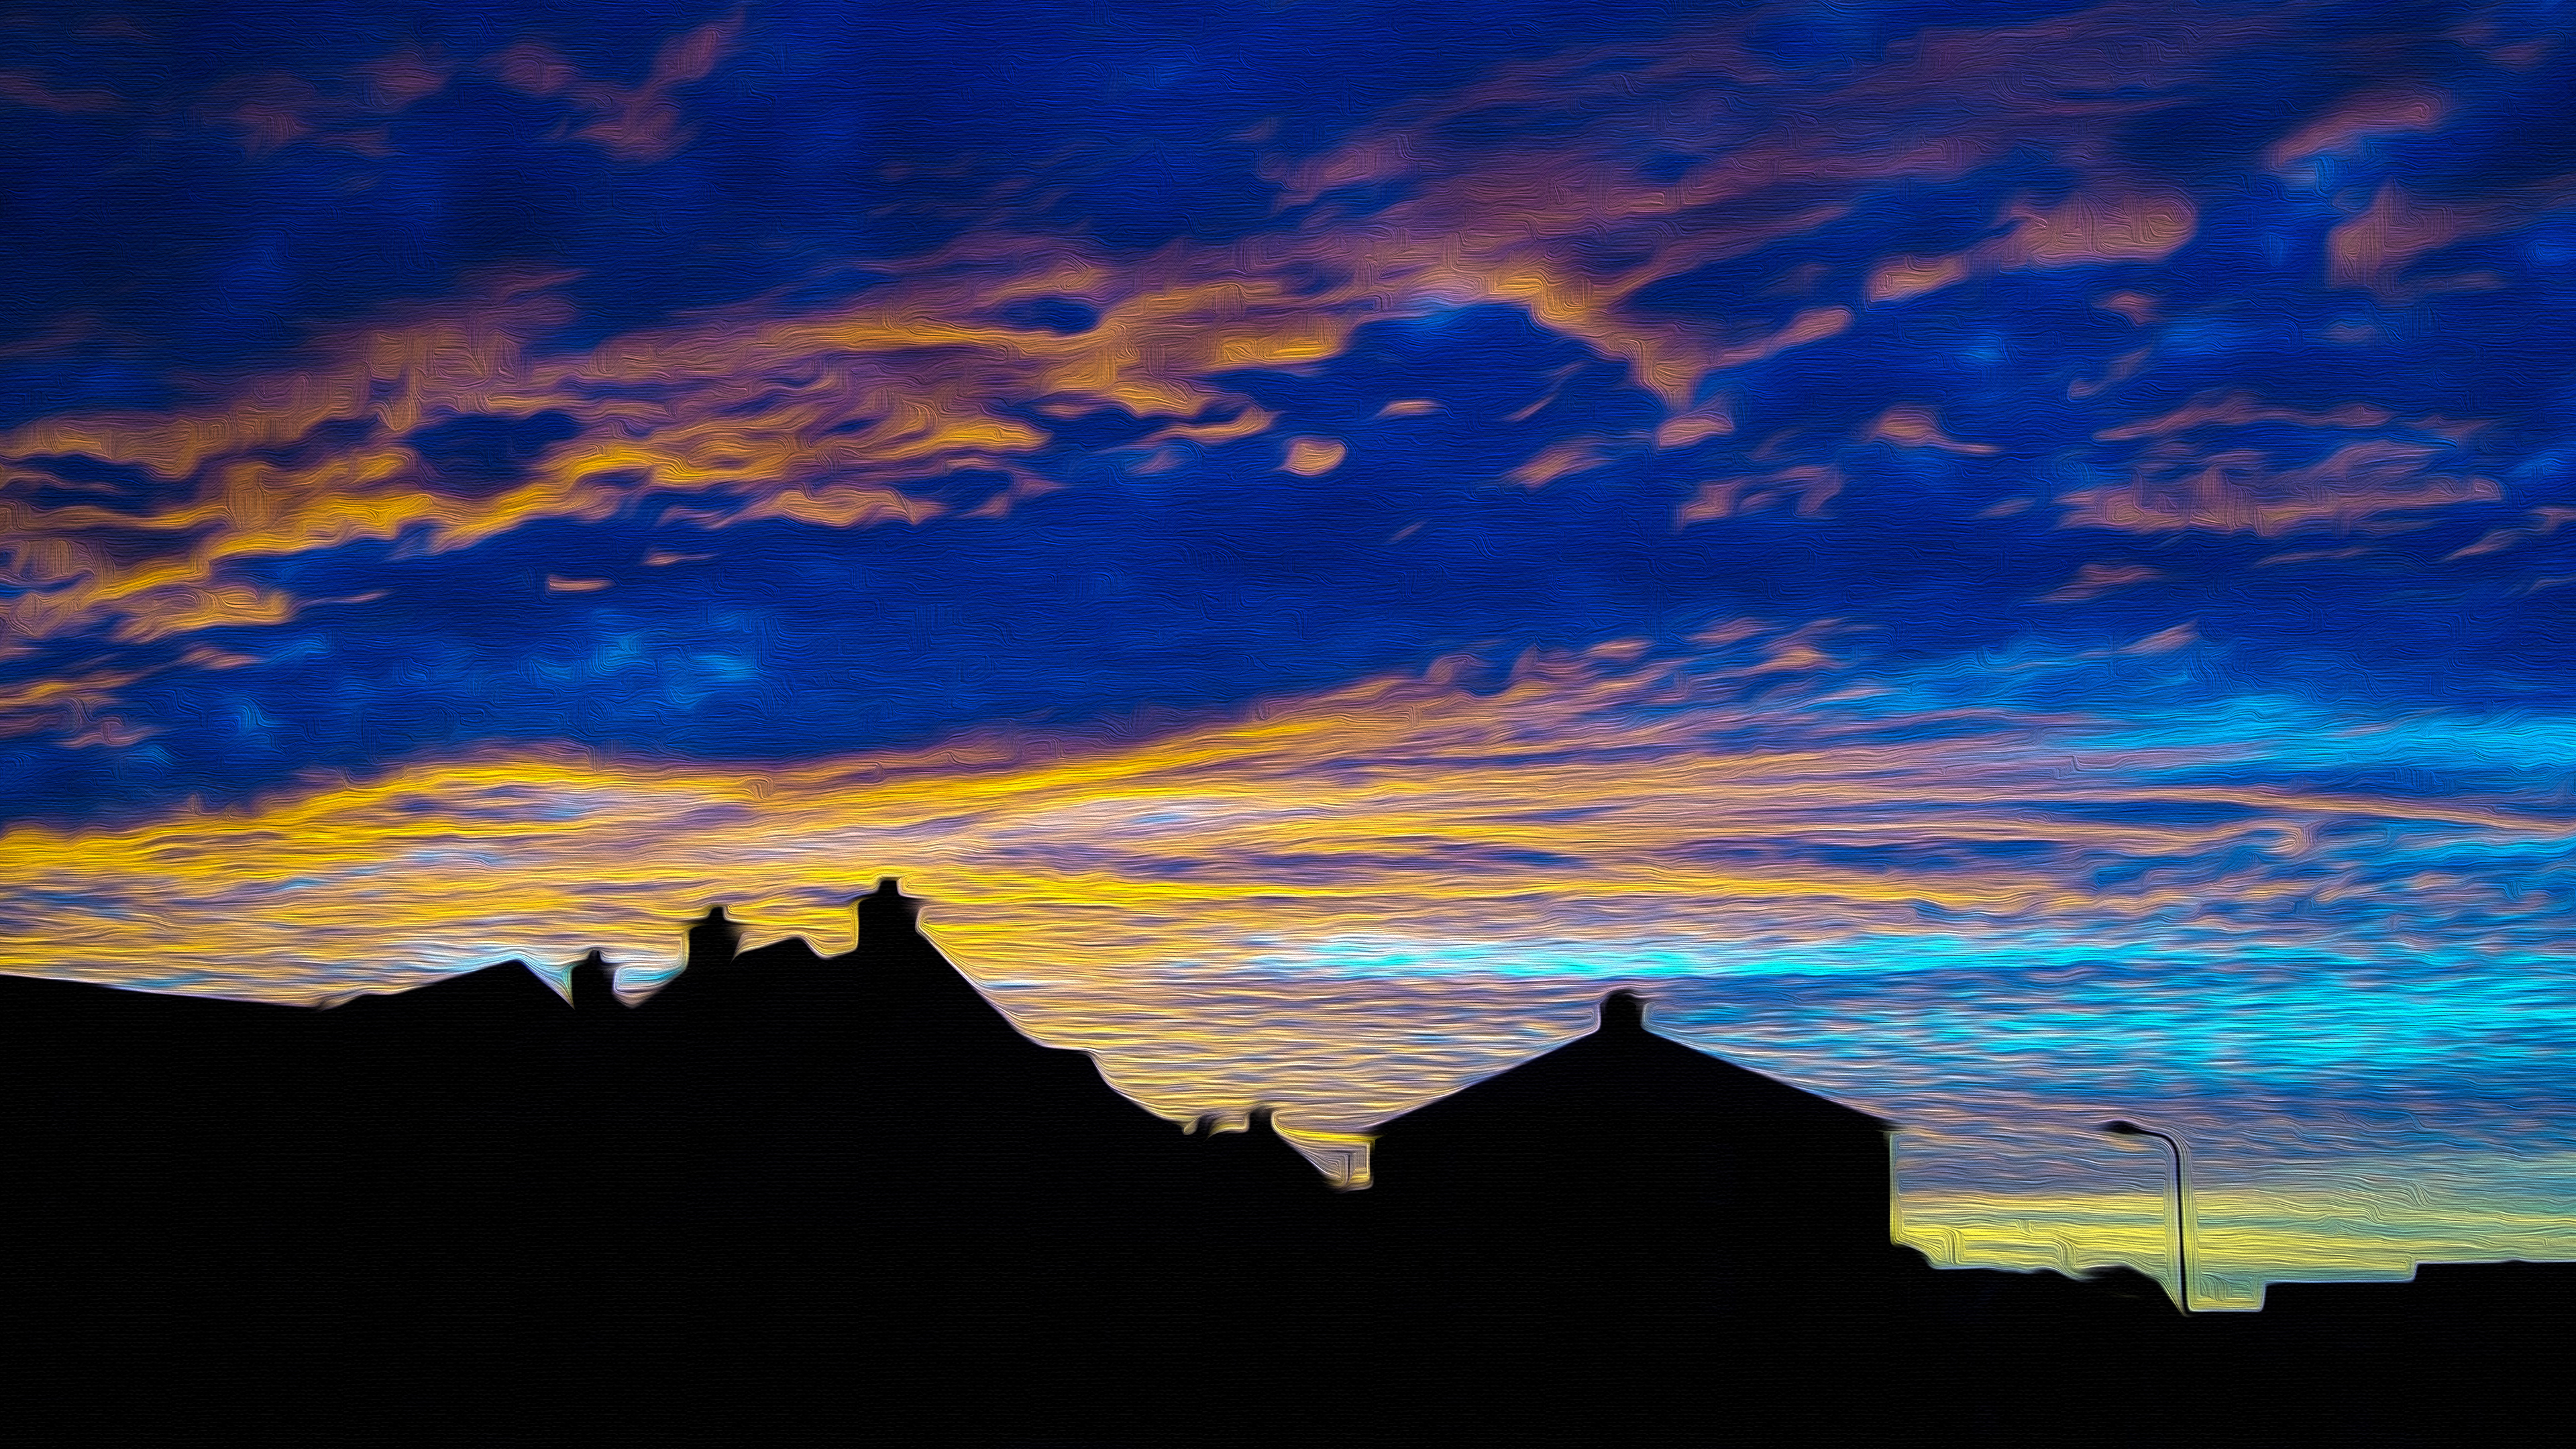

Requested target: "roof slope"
[{"left": 1374, "top": 989, "right": 1889, "bottom": 1142}]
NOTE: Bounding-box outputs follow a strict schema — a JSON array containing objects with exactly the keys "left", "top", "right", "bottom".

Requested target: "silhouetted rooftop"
[{"left": 1373, "top": 988, "right": 1891, "bottom": 1141}]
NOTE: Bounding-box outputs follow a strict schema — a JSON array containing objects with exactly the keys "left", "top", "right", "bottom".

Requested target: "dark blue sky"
[{"left": 0, "top": 0, "right": 2569, "bottom": 846}]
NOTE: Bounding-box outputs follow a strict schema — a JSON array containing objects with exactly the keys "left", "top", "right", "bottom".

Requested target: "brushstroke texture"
[{"left": 3, "top": 0, "right": 2572, "bottom": 1304}]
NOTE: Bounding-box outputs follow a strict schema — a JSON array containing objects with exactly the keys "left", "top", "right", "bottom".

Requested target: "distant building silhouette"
[{"left": 1369, "top": 988, "right": 1896, "bottom": 1285}]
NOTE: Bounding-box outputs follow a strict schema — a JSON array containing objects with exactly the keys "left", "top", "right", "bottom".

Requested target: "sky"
[{"left": 3, "top": 0, "right": 2575, "bottom": 1305}]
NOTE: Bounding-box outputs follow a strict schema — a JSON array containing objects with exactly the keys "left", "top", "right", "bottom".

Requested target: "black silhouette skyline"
[{"left": 1, "top": 876, "right": 2565, "bottom": 1442}]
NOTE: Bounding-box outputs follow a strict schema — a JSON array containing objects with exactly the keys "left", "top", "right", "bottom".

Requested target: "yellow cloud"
[
  {"left": 1988, "top": 190, "right": 2197, "bottom": 268},
  {"left": 1281, "top": 437, "right": 1347, "bottom": 476},
  {"left": 2063, "top": 439, "right": 2499, "bottom": 537},
  {"left": 2265, "top": 88, "right": 2450, "bottom": 176},
  {"left": 1867, "top": 405, "right": 1999, "bottom": 455},
  {"left": 0, "top": 639, "right": 2455, "bottom": 1016},
  {"left": 0, "top": 4, "right": 2404, "bottom": 659},
  {"left": 1866, "top": 252, "right": 1970, "bottom": 305},
  {"left": 1507, "top": 438, "right": 1613, "bottom": 488},
  {"left": 2045, "top": 563, "right": 2161, "bottom": 602}
]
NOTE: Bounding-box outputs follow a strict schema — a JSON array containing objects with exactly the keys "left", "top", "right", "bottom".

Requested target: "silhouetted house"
[
  {"left": 1367, "top": 989, "right": 1896, "bottom": 1293},
  {"left": 327, "top": 957, "right": 571, "bottom": 1019},
  {"left": 639, "top": 905, "right": 824, "bottom": 1017},
  {"left": 614, "top": 875, "right": 1187, "bottom": 1210}
]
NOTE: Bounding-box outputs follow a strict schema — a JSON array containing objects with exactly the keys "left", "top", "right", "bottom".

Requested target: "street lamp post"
[{"left": 2100, "top": 1120, "right": 2191, "bottom": 1313}]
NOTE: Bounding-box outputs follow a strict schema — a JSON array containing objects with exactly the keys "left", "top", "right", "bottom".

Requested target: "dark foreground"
[{"left": 1, "top": 900, "right": 2564, "bottom": 1443}]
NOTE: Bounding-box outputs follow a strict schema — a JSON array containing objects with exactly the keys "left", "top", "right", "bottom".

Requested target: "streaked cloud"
[
  {"left": 2061, "top": 438, "right": 2502, "bottom": 537},
  {"left": 10, "top": 635, "right": 2568, "bottom": 1006},
  {"left": 0, "top": 66, "right": 121, "bottom": 114},
  {"left": 489, "top": 13, "right": 741, "bottom": 162},
  {"left": 2266, "top": 87, "right": 2451, "bottom": 178}
]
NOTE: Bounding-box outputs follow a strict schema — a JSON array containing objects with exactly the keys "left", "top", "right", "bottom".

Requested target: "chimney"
[
  {"left": 570, "top": 950, "right": 622, "bottom": 1010},
  {"left": 1598, "top": 989, "right": 1646, "bottom": 1033},
  {"left": 856, "top": 876, "right": 921, "bottom": 951},
  {"left": 686, "top": 905, "right": 743, "bottom": 973}
]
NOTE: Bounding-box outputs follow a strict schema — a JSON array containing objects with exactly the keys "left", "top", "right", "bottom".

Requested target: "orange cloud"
[
  {"left": 2068, "top": 346, "right": 2151, "bottom": 401},
  {"left": 492, "top": 14, "right": 744, "bottom": 162},
  {"left": 1989, "top": 190, "right": 2197, "bottom": 268},
  {"left": 1654, "top": 403, "right": 1734, "bottom": 449},
  {"left": 2062, "top": 439, "right": 2500, "bottom": 537},
  {"left": 1676, "top": 464, "right": 1843, "bottom": 526},
  {"left": 199, "top": 70, "right": 332, "bottom": 153},
  {"left": 2045, "top": 563, "right": 2161, "bottom": 602},
  {"left": 2328, "top": 186, "right": 2487, "bottom": 294},
  {"left": 0, "top": 665, "right": 146, "bottom": 741},
  {"left": 0, "top": 2, "right": 2363, "bottom": 656},
  {"left": 196, "top": 46, "right": 454, "bottom": 156},
  {"left": 0, "top": 67, "right": 121, "bottom": 114},
  {"left": 2449, "top": 13, "right": 2559, "bottom": 71},
  {"left": 109, "top": 583, "right": 300, "bottom": 642},
  {"left": 2071, "top": 386, "right": 2505, "bottom": 542},
  {"left": 2095, "top": 290, "right": 2158, "bottom": 326},
  {"left": 1251, "top": 1, "right": 2282, "bottom": 408},
  {"left": 2127, "top": 623, "right": 2199, "bottom": 655},
  {"left": 1863, "top": 189, "right": 2196, "bottom": 309},
  {"left": 2447, "top": 506, "right": 2576, "bottom": 561},
  {"left": 1866, "top": 252, "right": 1972, "bottom": 305},
  {"left": 355, "top": 46, "right": 451, "bottom": 111},
  {"left": 0, "top": 244, "right": 1361, "bottom": 644},
  {"left": 0, "top": 641, "right": 2347, "bottom": 992},
  {"left": 2093, "top": 390, "right": 2403, "bottom": 443},
  {"left": 1281, "top": 437, "right": 1348, "bottom": 476},
  {"left": 1507, "top": 437, "right": 1615, "bottom": 488},
  {"left": 2265, "top": 87, "right": 2451, "bottom": 176},
  {"left": 1867, "top": 405, "right": 2000, "bottom": 455},
  {"left": 2254, "top": 545, "right": 2373, "bottom": 569}
]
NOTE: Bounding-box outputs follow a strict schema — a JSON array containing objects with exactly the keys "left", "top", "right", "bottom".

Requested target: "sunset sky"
[{"left": 4, "top": 0, "right": 2574, "bottom": 1305}]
